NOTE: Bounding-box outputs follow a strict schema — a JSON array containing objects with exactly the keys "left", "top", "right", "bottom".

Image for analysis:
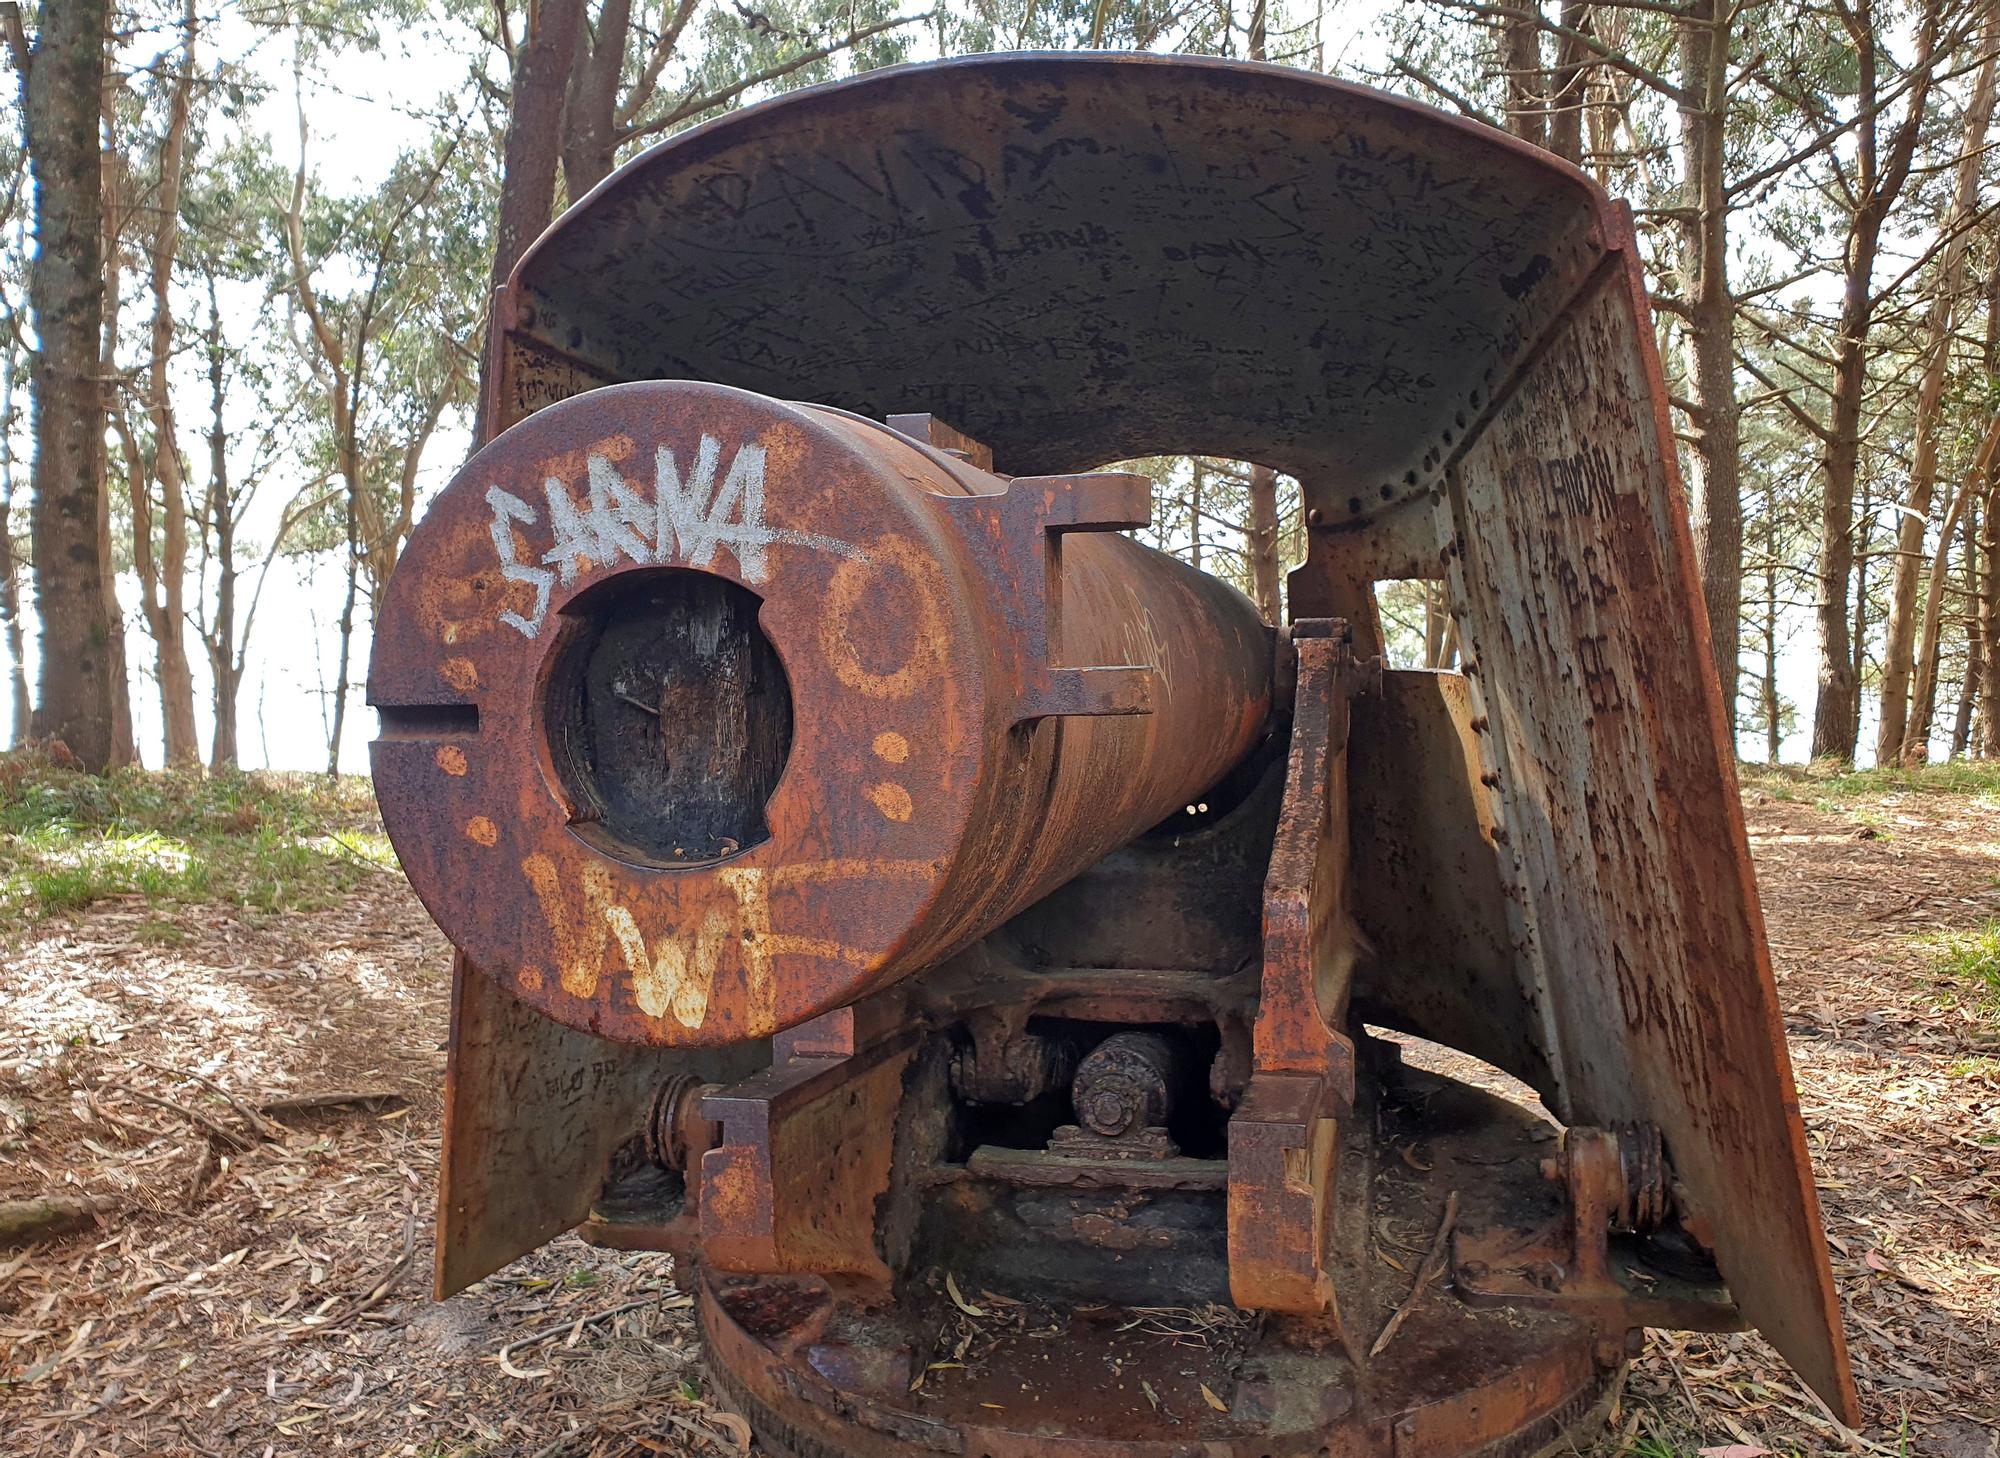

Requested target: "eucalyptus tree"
[
  {"left": 478, "top": 0, "right": 932, "bottom": 431},
  {"left": 282, "top": 117, "right": 490, "bottom": 775},
  {"left": 102, "top": 0, "right": 205, "bottom": 766},
  {"left": 1878, "top": 2, "right": 1998, "bottom": 765},
  {"left": 180, "top": 136, "right": 325, "bottom": 769},
  {"left": 1733, "top": 0, "right": 1965, "bottom": 762},
  {"left": 9, "top": 0, "right": 136, "bottom": 770},
  {"left": 1379, "top": 0, "right": 1763, "bottom": 726},
  {"left": 1, "top": 109, "right": 29, "bottom": 743}
]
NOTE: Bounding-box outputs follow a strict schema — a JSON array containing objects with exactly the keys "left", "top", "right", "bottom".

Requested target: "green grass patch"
[
  {"left": 1740, "top": 758, "right": 2000, "bottom": 802},
  {"left": 1922, "top": 920, "right": 2000, "bottom": 1015},
  {"left": 0, "top": 748, "right": 387, "bottom": 930}
]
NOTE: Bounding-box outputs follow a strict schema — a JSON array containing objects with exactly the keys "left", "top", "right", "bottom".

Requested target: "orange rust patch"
[
  {"left": 821, "top": 537, "right": 947, "bottom": 700},
  {"left": 436, "top": 746, "right": 469, "bottom": 776},
  {"left": 872, "top": 731, "right": 909, "bottom": 764},
  {"left": 866, "top": 782, "right": 914, "bottom": 822},
  {"left": 518, "top": 966, "right": 545, "bottom": 993},
  {"left": 440, "top": 656, "right": 479, "bottom": 693},
  {"left": 537, "top": 432, "right": 636, "bottom": 487},
  {"left": 465, "top": 816, "right": 498, "bottom": 846}
]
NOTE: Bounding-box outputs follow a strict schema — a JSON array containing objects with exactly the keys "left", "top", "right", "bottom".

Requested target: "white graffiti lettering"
[
  {"left": 488, "top": 485, "right": 553, "bottom": 638},
  {"left": 486, "top": 435, "right": 860, "bottom": 638}
]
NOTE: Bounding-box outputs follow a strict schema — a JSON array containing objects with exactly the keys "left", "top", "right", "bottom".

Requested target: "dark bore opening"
[{"left": 545, "top": 570, "right": 793, "bottom": 865}]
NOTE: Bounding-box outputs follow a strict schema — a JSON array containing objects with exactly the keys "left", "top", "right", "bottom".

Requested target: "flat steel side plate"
[
  {"left": 1443, "top": 237, "right": 1855, "bottom": 1419},
  {"left": 436, "top": 954, "right": 768, "bottom": 1295}
]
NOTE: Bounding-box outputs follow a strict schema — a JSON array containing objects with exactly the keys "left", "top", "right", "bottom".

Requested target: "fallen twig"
[
  {"left": 495, "top": 1291, "right": 685, "bottom": 1379},
  {"left": 259, "top": 1090, "right": 406, "bottom": 1121},
  {"left": 134, "top": 1059, "right": 288, "bottom": 1142},
  {"left": 346, "top": 1205, "right": 419, "bottom": 1318},
  {"left": 658, "top": 1409, "right": 753, "bottom": 1454},
  {"left": 82, "top": 1089, "right": 169, "bottom": 1143},
  {"left": 1369, "top": 1190, "right": 1459, "bottom": 1359},
  {"left": 0, "top": 1195, "right": 112, "bottom": 1249},
  {"left": 103, "top": 1082, "right": 253, "bottom": 1151}
]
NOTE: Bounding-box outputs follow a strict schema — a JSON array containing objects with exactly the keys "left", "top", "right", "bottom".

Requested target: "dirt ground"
[{"left": 1, "top": 782, "right": 1994, "bottom": 1457}]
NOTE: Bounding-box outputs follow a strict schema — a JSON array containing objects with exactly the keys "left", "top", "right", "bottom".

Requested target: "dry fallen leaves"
[
  {"left": 944, "top": 1270, "right": 987, "bottom": 1318},
  {"left": 0, "top": 779, "right": 1993, "bottom": 1457}
]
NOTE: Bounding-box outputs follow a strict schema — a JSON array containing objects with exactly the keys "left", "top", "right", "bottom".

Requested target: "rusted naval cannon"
[{"left": 371, "top": 54, "right": 1860, "bottom": 1456}]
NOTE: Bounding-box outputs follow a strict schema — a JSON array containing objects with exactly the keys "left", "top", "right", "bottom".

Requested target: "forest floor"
[{"left": 0, "top": 753, "right": 1995, "bottom": 1458}]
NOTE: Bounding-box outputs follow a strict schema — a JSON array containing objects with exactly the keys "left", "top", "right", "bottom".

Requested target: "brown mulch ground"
[
  {"left": 1575, "top": 786, "right": 1999, "bottom": 1458},
  {"left": 1, "top": 786, "right": 1995, "bottom": 1457}
]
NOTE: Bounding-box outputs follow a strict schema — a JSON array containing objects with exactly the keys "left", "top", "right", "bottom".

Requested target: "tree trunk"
[
  {"left": 562, "top": 0, "right": 633, "bottom": 202},
  {"left": 1979, "top": 463, "right": 2000, "bottom": 758},
  {"left": 1424, "top": 580, "right": 1460, "bottom": 669},
  {"left": 1904, "top": 483, "right": 1970, "bottom": 762},
  {"left": 1810, "top": 0, "right": 1940, "bottom": 764},
  {"left": 492, "top": 0, "right": 586, "bottom": 289},
  {"left": 1545, "top": 1, "right": 1592, "bottom": 165},
  {"left": 1951, "top": 499, "right": 1979, "bottom": 757},
  {"left": 1880, "top": 2, "right": 1997, "bottom": 764},
  {"left": 1850, "top": 478, "right": 1874, "bottom": 725},
  {"left": 0, "top": 305, "right": 29, "bottom": 743},
  {"left": 1501, "top": 10, "right": 1546, "bottom": 147},
  {"left": 131, "top": 0, "right": 202, "bottom": 767},
  {"left": 477, "top": 0, "right": 588, "bottom": 439},
  {"left": 326, "top": 494, "right": 360, "bottom": 779},
  {"left": 1933, "top": 416, "right": 1999, "bottom": 753},
  {"left": 1245, "top": 464, "right": 1281, "bottom": 622},
  {"left": 1676, "top": 0, "right": 1741, "bottom": 735},
  {"left": 1762, "top": 484, "right": 1781, "bottom": 764},
  {"left": 1811, "top": 365, "right": 1864, "bottom": 761},
  {"left": 204, "top": 295, "right": 239, "bottom": 770},
  {"left": 1188, "top": 460, "right": 1205, "bottom": 574},
  {"left": 23, "top": 0, "right": 132, "bottom": 772}
]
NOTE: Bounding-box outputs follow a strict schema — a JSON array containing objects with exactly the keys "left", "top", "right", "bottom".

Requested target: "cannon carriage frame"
[{"left": 369, "top": 53, "right": 1858, "bottom": 1456}]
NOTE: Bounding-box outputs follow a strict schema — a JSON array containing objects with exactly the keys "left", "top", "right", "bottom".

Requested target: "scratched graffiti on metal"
[
  {"left": 367, "top": 57, "right": 1866, "bottom": 1451},
  {"left": 486, "top": 436, "right": 863, "bottom": 637}
]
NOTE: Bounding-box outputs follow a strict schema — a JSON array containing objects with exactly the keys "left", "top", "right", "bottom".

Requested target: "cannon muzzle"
[{"left": 369, "top": 381, "right": 1271, "bottom": 1046}]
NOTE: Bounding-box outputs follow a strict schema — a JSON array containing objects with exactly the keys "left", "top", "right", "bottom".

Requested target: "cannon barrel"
[{"left": 369, "top": 380, "right": 1272, "bottom": 1046}]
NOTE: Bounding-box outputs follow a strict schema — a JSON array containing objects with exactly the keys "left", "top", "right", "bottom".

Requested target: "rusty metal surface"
[
  {"left": 432, "top": 953, "right": 766, "bottom": 1296},
  {"left": 1347, "top": 669, "right": 1556, "bottom": 1096},
  {"left": 1071, "top": 1031, "right": 1178, "bottom": 1136},
  {"left": 390, "top": 51, "right": 1860, "bottom": 1433},
  {"left": 498, "top": 54, "right": 1605, "bottom": 501},
  {"left": 1228, "top": 629, "right": 1359, "bottom": 1317},
  {"left": 1452, "top": 1123, "right": 1741, "bottom": 1339},
  {"left": 699, "top": 1033, "right": 915, "bottom": 1281},
  {"left": 370, "top": 382, "right": 1270, "bottom": 1047},
  {"left": 696, "top": 1062, "right": 1624, "bottom": 1458},
  {"left": 1438, "top": 240, "right": 1856, "bottom": 1421}
]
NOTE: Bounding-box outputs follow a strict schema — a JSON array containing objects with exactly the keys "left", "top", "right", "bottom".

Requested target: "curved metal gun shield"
[{"left": 428, "top": 53, "right": 1854, "bottom": 1422}]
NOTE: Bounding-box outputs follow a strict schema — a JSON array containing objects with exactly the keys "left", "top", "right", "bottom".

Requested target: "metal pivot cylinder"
[
  {"left": 369, "top": 381, "right": 1272, "bottom": 1047},
  {"left": 1073, "top": 1032, "right": 1182, "bottom": 1136}
]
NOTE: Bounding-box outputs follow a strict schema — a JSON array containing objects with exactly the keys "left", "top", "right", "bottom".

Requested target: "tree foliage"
[{"left": 4, "top": 0, "right": 1997, "bottom": 770}]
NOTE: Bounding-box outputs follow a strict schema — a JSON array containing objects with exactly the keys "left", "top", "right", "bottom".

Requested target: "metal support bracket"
[
  {"left": 934, "top": 472, "right": 1160, "bottom": 723},
  {"left": 1228, "top": 622, "right": 1365, "bottom": 1314},
  {"left": 698, "top": 998, "right": 918, "bottom": 1282},
  {"left": 1452, "top": 1124, "right": 1742, "bottom": 1337}
]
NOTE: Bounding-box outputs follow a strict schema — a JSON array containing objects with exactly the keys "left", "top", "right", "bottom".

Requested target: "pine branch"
[{"left": 617, "top": 12, "right": 931, "bottom": 148}]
